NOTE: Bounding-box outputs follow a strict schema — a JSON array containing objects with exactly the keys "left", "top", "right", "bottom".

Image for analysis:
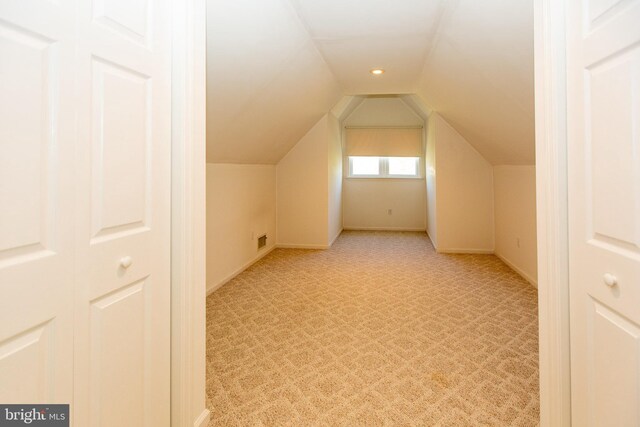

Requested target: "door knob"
[
  {"left": 603, "top": 273, "right": 617, "bottom": 287},
  {"left": 119, "top": 256, "right": 133, "bottom": 269}
]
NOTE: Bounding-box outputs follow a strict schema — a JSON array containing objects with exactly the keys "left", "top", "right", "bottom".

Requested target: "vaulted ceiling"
[{"left": 206, "top": 0, "right": 534, "bottom": 165}]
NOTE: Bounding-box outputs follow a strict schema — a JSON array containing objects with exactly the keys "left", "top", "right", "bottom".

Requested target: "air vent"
[{"left": 257, "top": 234, "right": 267, "bottom": 249}]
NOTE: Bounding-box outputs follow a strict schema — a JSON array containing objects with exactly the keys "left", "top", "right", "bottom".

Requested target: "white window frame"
[{"left": 348, "top": 156, "right": 422, "bottom": 179}]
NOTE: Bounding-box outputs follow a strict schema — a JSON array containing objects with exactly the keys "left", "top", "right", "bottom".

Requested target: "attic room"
[
  {"left": 2, "top": 0, "right": 638, "bottom": 424},
  {"left": 205, "top": 0, "right": 538, "bottom": 424}
]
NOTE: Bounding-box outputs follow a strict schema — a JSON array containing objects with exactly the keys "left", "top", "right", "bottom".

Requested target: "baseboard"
[
  {"left": 206, "top": 245, "right": 276, "bottom": 295},
  {"left": 275, "top": 231, "right": 342, "bottom": 250},
  {"left": 329, "top": 228, "right": 343, "bottom": 247},
  {"left": 495, "top": 252, "right": 538, "bottom": 288},
  {"left": 276, "top": 243, "right": 329, "bottom": 249},
  {"left": 436, "top": 248, "right": 495, "bottom": 254},
  {"left": 193, "top": 409, "right": 211, "bottom": 427},
  {"left": 425, "top": 230, "right": 437, "bottom": 249},
  {"left": 343, "top": 226, "right": 426, "bottom": 232}
]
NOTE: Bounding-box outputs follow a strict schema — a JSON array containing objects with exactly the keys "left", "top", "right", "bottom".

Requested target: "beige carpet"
[{"left": 206, "top": 231, "right": 539, "bottom": 426}]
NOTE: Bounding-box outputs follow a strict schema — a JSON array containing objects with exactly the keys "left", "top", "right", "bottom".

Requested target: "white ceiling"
[
  {"left": 206, "top": 0, "right": 534, "bottom": 165},
  {"left": 206, "top": 0, "right": 342, "bottom": 164},
  {"left": 417, "top": 0, "right": 535, "bottom": 164},
  {"left": 289, "top": 0, "right": 448, "bottom": 94}
]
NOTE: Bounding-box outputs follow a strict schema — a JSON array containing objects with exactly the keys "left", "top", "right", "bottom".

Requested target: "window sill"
[{"left": 345, "top": 176, "right": 425, "bottom": 181}]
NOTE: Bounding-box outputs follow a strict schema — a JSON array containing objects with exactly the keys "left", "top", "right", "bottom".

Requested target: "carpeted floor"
[{"left": 206, "top": 231, "right": 539, "bottom": 426}]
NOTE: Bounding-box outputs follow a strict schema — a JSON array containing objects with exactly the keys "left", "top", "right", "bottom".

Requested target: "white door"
[
  {"left": 0, "top": 0, "right": 172, "bottom": 425},
  {"left": 567, "top": 0, "right": 640, "bottom": 425},
  {"left": 72, "top": 0, "right": 172, "bottom": 425},
  {"left": 0, "top": 0, "right": 76, "bottom": 405}
]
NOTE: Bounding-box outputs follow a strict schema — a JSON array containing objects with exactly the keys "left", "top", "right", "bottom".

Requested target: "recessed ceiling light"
[{"left": 370, "top": 68, "right": 385, "bottom": 75}]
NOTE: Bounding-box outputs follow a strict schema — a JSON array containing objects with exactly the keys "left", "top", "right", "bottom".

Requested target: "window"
[
  {"left": 388, "top": 157, "right": 418, "bottom": 176},
  {"left": 350, "top": 156, "right": 380, "bottom": 176},
  {"left": 344, "top": 128, "right": 422, "bottom": 178},
  {"left": 348, "top": 156, "right": 420, "bottom": 178}
]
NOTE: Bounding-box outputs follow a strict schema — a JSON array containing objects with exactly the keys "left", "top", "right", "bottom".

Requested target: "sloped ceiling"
[
  {"left": 206, "top": 0, "right": 342, "bottom": 164},
  {"left": 288, "top": 0, "right": 448, "bottom": 94},
  {"left": 417, "top": 0, "right": 535, "bottom": 164},
  {"left": 207, "top": 0, "right": 534, "bottom": 165}
]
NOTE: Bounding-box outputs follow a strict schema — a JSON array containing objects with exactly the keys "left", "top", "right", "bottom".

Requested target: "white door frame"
[
  {"left": 170, "top": 0, "right": 209, "bottom": 426},
  {"left": 534, "top": 0, "right": 572, "bottom": 425}
]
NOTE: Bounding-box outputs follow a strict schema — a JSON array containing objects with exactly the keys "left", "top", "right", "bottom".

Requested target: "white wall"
[
  {"left": 343, "top": 97, "right": 427, "bottom": 230},
  {"left": 428, "top": 114, "right": 494, "bottom": 253},
  {"left": 206, "top": 164, "right": 276, "bottom": 293},
  {"left": 426, "top": 120, "right": 437, "bottom": 246},
  {"left": 343, "top": 179, "right": 426, "bottom": 230},
  {"left": 344, "top": 97, "right": 426, "bottom": 127},
  {"left": 494, "top": 165, "right": 538, "bottom": 285},
  {"left": 327, "top": 113, "right": 343, "bottom": 244},
  {"left": 276, "top": 116, "right": 330, "bottom": 247}
]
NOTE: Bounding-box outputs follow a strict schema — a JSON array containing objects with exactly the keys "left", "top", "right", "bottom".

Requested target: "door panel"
[
  {"left": 90, "top": 57, "right": 150, "bottom": 241},
  {"left": 74, "top": 0, "right": 171, "bottom": 425},
  {"left": 567, "top": 0, "right": 640, "bottom": 424},
  {"left": 588, "top": 299, "right": 640, "bottom": 426},
  {"left": 586, "top": 46, "right": 640, "bottom": 253},
  {"left": 587, "top": 0, "right": 636, "bottom": 30},
  {"left": 0, "top": 0, "right": 75, "bottom": 405},
  {"left": 90, "top": 279, "right": 147, "bottom": 427},
  {"left": 0, "top": 321, "right": 54, "bottom": 403},
  {"left": 0, "top": 23, "right": 55, "bottom": 259},
  {"left": 92, "top": 0, "right": 149, "bottom": 46}
]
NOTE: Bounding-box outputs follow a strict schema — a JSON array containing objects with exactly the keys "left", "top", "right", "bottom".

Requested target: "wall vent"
[{"left": 257, "top": 234, "right": 267, "bottom": 249}]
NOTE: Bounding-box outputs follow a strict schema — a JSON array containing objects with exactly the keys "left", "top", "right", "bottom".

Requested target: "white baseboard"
[
  {"left": 329, "top": 228, "right": 343, "bottom": 247},
  {"left": 425, "top": 230, "right": 437, "bottom": 248},
  {"left": 275, "top": 231, "right": 343, "bottom": 250},
  {"left": 193, "top": 409, "right": 210, "bottom": 427},
  {"left": 276, "top": 243, "right": 329, "bottom": 249},
  {"left": 343, "top": 226, "right": 426, "bottom": 232},
  {"left": 495, "top": 252, "right": 538, "bottom": 288},
  {"left": 206, "top": 245, "right": 276, "bottom": 295},
  {"left": 436, "top": 248, "right": 495, "bottom": 254}
]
